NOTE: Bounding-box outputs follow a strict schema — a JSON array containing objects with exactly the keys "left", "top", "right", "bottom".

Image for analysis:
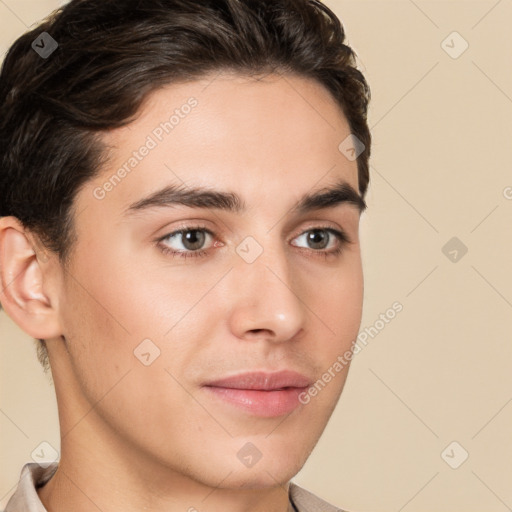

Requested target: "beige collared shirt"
[{"left": 3, "top": 463, "right": 347, "bottom": 512}]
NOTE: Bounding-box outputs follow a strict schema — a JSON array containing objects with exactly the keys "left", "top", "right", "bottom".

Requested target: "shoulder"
[{"left": 289, "top": 481, "right": 351, "bottom": 512}]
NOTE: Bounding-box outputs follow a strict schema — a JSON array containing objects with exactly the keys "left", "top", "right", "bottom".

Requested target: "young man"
[{"left": 0, "top": 0, "right": 371, "bottom": 511}]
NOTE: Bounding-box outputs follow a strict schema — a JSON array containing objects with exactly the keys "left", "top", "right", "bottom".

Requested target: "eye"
[
  {"left": 156, "top": 225, "right": 351, "bottom": 260},
  {"left": 291, "top": 227, "right": 351, "bottom": 260},
  {"left": 157, "top": 225, "right": 214, "bottom": 259}
]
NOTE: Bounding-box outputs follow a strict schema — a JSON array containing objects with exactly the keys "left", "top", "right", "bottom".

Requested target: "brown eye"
[
  {"left": 158, "top": 226, "right": 214, "bottom": 259},
  {"left": 292, "top": 228, "right": 349, "bottom": 251}
]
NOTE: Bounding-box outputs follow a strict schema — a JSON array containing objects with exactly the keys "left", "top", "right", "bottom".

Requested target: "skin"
[{"left": 0, "top": 71, "right": 364, "bottom": 512}]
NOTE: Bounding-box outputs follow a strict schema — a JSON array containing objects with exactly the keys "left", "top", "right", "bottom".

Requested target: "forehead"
[{"left": 78, "top": 71, "right": 360, "bottom": 219}]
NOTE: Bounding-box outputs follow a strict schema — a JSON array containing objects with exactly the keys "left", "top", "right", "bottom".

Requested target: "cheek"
[
  {"left": 60, "top": 241, "right": 202, "bottom": 385},
  {"left": 59, "top": 282, "right": 128, "bottom": 378},
  {"left": 342, "top": 260, "right": 364, "bottom": 323},
  {"left": 320, "top": 256, "right": 363, "bottom": 330},
  {"left": 303, "top": 263, "right": 363, "bottom": 408},
  {"left": 67, "top": 242, "right": 164, "bottom": 331},
  {"left": 59, "top": 255, "right": 149, "bottom": 386},
  {"left": 303, "top": 258, "right": 363, "bottom": 387}
]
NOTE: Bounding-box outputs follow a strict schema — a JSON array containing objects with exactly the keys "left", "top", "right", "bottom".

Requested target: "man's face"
[{"left": 50, "top": 72, "right": 365, "bottom": 488}]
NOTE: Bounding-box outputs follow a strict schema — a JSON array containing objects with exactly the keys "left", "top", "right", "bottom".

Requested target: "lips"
[
  {"left": 202, "top": 371, "right": 313, "bottom": 416},
  {"left": 203, "top": 370, "right": 312, "bottom": 391}
]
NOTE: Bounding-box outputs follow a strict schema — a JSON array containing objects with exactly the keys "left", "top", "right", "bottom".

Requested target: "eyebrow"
[{"left": 123, "top": 178, "right": 367, "bottom": 217}]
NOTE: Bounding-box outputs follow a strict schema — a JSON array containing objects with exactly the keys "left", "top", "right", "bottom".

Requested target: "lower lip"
[{"left": 202, "top": 386, "right": 308, "bottom": 417}]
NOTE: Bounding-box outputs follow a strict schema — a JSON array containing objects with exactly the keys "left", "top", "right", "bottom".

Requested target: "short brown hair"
[{"left": 0, "top": 0, "right": 371, "bottom": 371}]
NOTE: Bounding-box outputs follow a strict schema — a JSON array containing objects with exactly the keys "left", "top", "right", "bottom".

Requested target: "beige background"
[{"left": 1, "top": 0, "right": 512, "bottom": 510}]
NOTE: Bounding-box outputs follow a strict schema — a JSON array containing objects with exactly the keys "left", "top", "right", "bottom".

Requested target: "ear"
[{"left": 0, "top": 216, "right": 62, "bottom": 339}]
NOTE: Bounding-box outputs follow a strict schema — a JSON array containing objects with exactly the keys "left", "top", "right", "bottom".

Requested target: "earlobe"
[{"left": 0, "top": 216, "right": 61, "bottom": 339}]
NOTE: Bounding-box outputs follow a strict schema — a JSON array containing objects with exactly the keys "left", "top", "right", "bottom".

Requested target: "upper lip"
[{"left": 203, "top": 370, "right": 312, "bottom": 390}]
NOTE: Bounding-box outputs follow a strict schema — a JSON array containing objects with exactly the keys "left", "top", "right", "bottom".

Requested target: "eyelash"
[{"left": 156, "top": 224, "right": 352, "bottom": 261}]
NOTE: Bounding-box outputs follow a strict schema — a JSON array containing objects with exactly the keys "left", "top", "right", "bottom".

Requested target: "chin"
[
  {"left": 224, "top": 449, "right": 305, "bottom": 490},
  {"left": 221, "top": 466, "right": 298, "bottom": 490}
]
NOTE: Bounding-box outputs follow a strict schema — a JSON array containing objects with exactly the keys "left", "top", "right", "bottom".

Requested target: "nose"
[{"left": 227, "top": 240, "right": 308, "bottom": 344}]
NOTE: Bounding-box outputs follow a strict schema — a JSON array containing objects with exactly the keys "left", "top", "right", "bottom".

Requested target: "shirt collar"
[{"left": 5, "top": 463, "right": 58, "bottom": 512}]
